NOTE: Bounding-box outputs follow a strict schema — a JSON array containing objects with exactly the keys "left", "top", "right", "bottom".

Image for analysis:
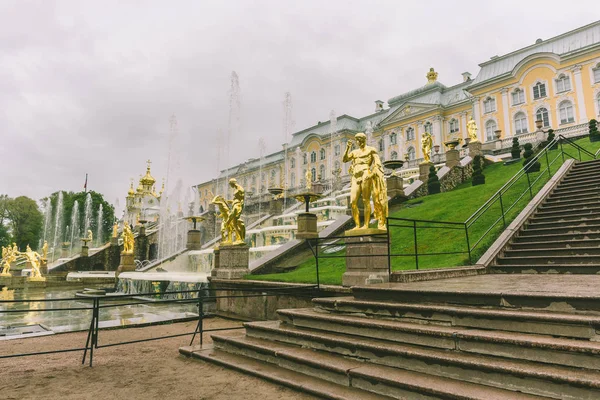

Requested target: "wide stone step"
[
  {"left": 490, "top": 263, "right": 600, "bottom": 275},
  {"left": 570, "top": 160, "right": 600, "bottom": 172},
  {"left": 496, "top": 255, "right": 600, "bottom": 265},
  {"left": 312, "top": 297, "right": 600, "bottom": 339},
  {"left": 179, "top": 345, "right": 394, "bottom": 400},
  {"left": 513, "top": 232, "right": 600, "bottom": 243},
  {"left": 561, "top": 169, "right": 600, "bottom": 181},
  {"left": 509, "top": 238, "right": 600, "bottom": 250},
  {"left": 552, "top": 185, "right": 600, "bottom": 196},
  {"left": 277, "top": 308, "right": 600, "bottom": 370},
  {"left": 538, "top": 199, "right": 600, "bottom": 213},
  {"left": 526, "top": 217, "right": 600, "bottom": 230},
  {"left": 350, "top": 284, "right": 600, "bottom": 312},
  {"left": 198, "top": 335, "right": 549, "bottom": 400},
  {"left": 554, "top": 180, "right": 600, "bottom": 192},
  {"left": 544, "top": 191, "right": 600, "bottom": 203},
  {"left": 518, "top": 224, "right": 600, "bottom": 236},
  {"left": 244, "top": 320, "right": 600, "bottom": 399},
  {"left": 534, "top": 206, "right": 600, "bottom": 219}
]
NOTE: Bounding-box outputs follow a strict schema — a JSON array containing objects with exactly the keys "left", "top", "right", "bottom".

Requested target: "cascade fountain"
[
  {"left": 52, "top": 192, "right": 64, "bottom": 262},
  {"left": 42, "top": 200, "right": 52, "bottom": 245},
  {"left": 96, "top": 204, "right": 103, "bottom": 247},
  {"left": 226, "top": 71, "right": 241, "bottom": 198},
  {"left": 69, "top": 200, "right": 80, "bottom": 256},
  {"left": 82, "top": 193, "right": 93, "bottom": 238}
]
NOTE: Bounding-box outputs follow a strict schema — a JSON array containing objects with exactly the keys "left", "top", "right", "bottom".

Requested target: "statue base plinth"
[
  {"left": 445, "top": 149, "right": 460, "bottom": 169},
  {"left": 81, "top": 245, "right": 89, "bottom": 257},
  {"left": 110, "top": 237, "right": 119, "bottom": 246},
  {"left": 27, "top": 276, "right": 46, "bottom": 282},
  {"left": 0, "top": 272, "right": 11, "bottom": 277},
  {"left": 116, "top": 252, "right": 136, "bottom": 278},
  {"left": 419, "top": 162, "right": 434, "bottom": 182},
  {"left": 386, "top": 175, "right": 407, "bottom": 200},
  {"left": 297, "top": 212, "right": 318, "bottom": 239},
  {"left": 211, "top": 244, "right": 249, "bottom": 280},
  {"left": 187, "top": 230, "right": 202, "bottom": 250},
  {"left": 468, "top": 141, "right": 482, "bottom": 158},
  {"left": 269, "top": 198, "right": 283, "bottom": 215},
  {"left": 40, "top": 260, "right": 48, "bottom": 276},
  {"left": 345, "top": 228, "right": 387, "bottom": 237},
  {"left": 342, "top": 235, "right": 389, "bottom": 287}
]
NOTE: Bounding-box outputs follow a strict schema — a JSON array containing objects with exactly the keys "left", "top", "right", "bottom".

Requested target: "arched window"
[
  {"left": 594, "top": 63, "right": 600, "bottom": 83},
  {"left": 406, "top": 127, "right": 415, "bottom": 141},
  {"left": 485, "top": 120, "right": 497, "bottom": 141},
  {"left": 319, "top": 148, "right": 326, "bottom": 160},
  {"left": 449, "top": 119, "right": 459, "bottom": 133},
  {"left": 555, "top": 74, "right": 571, "bottom": 93},
  {"left": 319, "top": 165, "right": 325, "bottom": 179},
  {"left": 303, "top": 153, "right": 307, "bottom": 165},
  {"left": 483, "top": 97, "right": 496, "bottom": 113},
  {"left": 378, "top": 139, "right": 384, "bottom": 152},
  {"left": 290, "top": 158, "right": 295, "bottom": 168},
  {"left": 290, "top": 172, "right": 295, "bottom": 186},
  {"left": 391, "top": 151, "right": 398, "bottom": 160},
  {"left": 310, "top": 151, "right": 317, "bottom": 163},
  {"left": 512, "top": 88, "right": 525, "bottom": 105},
  {"left": 535, "top": 107, "right": 550, "bottom": 128},
  {"left": 407, "top": 147, "right": 416, "bottom": 161},
  {"left": 424, "top": 122, "right": 433, "bottom": 134},
  {"left": 559, "top": 100, "right": 575, "bottom": 124},
  {"left": 390, "top": 132, "right": 397, "bottom": 144},
  {"left": 271, "top": 169, "right": 276, "bottom": 179},
  {"left": 597, "top": 93, "right": 600, "bottom": 114},
  {"left": 533, "top": 82, "right": 547, "bottom": 99},
  {"left": 311, "top": 167, "right": 316, "bottom": 182},
  {"left": 514, "top": 112, "right": 528, "bottom": 134}
]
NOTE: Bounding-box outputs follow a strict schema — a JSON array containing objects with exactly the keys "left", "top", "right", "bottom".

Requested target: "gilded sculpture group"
[
  {"left": 211, "top": 178, "right": 246, "bottom": 246},
  {"left": 420, "top": 116, "right": 479, "bottom": 163},
  {"left": 1, "top": 241, "right": 48, "bottom": 280}
]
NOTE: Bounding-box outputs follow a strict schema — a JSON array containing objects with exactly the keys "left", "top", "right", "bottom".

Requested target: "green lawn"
[{"left": 249, "top": 137, "right": 600, "bottom": 285}]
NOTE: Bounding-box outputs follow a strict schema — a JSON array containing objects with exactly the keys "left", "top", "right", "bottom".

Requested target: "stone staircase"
[
  {"left": 493, "top": 159, "right": 600, "bottom": 273},
  {"left": 179, "top": 159, "right": 600, "bottom": 399}
]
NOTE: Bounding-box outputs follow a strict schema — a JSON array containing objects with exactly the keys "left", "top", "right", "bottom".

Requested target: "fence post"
[
  {"left": 526, "top": 172, "right": 533, "bottom": 199},
  {"left": 499, "top": 193, "right": 506, "bottom": 227},
  {"left": 545, "top": 149, "right": 551, "bottom": 178},
  {"left": 190, "top": 289, "right": 204, "bottom": 346},
  {"left": 315, "top": 238, "right": 320, "bottom": 289},
  {"left": 82, "top": 298, "right": 96, "bottom": 366},
  {"left": 386, "top": 220, "right": 391, "bottom": 280},
  {"left": 560, "top": 139, "right": 565, "bottom": 163},
  {"left": 413, "top": 220, "right": 419, "bottom": 270},
  {"left": 464, "top": 223, "right": 472, "bottom": 265}
]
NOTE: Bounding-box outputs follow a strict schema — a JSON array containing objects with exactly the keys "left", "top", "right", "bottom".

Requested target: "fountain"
[
  {"left": 226, "top": 71, "right": 241, "bottom": 198},
  {"left": 82, "top": 193, "right": 93, "bottom": 238},
  {"left": 69, "top": 200, "right": 80, "bottom": 256},
  {"left": 52, "top": 191, "right": 64, "bottom": 262},
  {"left": 96, "top": 203, "right": 103, "bottom": 247}
]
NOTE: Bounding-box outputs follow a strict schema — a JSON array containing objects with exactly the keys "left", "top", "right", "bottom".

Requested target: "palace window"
[
  {"left": 251, "top": 176, "right": 256, "bottom": 185},
  {"left": 559, "top": 100, "right": 575, "bottom": 124},
  {"left": 594, "top": 64, "right": 600, "bottom": 83},
  {"left": 271, "top": 169, "right": 276, "bottom": 180},
  {"left": 511, "top": 89, "right": 525, "bottom": 105},
  {"left": 514, "top": 112, "right": 528, "bottom": 134},
  {"left": 391, "top": 151, "right": 398, "bottom": 160},
  {"left": 320, "top": 148, "right": 326, "bottom": 160},
  {"left": 303, "top": 153, "right": 307, "bottom": 165},
  {"left": 535, "top": 107, "right": 550, "bottom": 128},
  {"left": 378, "top": 139, "right": 384, "bottom": 152},
  {"left": 533, "top": 82, "right": 547, "bottom": 99},
  {"left": 406, "top": 127, "right": 415, "bottom": 141},
  {"left": 310, "top": 151, "right": 317, "bottom": 163},
  {"left": 555, "top": 74, "right": 571, "bottom": 93},
  {"left": 483, "top": 97, "right": 496, "bottom": 113},
  {"left": 334, "top": 144, "right": 340, "bottom": 156},
  {"left": 424, "top": 122, "right": 433, "bottom": 134},
  {"left": 407, "top": 147, "right": 416, "bottom": 160},
  {"left": 319, "top": 165, "right": 325, "bottom": 180},
  {"left": 290, "top": 158, "right": 295, "bottom": 168},
  {"left": 311, "top": 167, "right": 316, "bottom": 181},
  {"left": 290, "top": 172, "right": 295, "bottom": 186},
  {"left": 243, "top": 177, "right": 248, "bottom": 186},
  {"left": 390, "top": 132, "right": 397, "bottom": 144},
  {"left": 485, "top": 120, "right": 497, "bottom": 141},
  {"left": 334, "top": 161, "right": 340, "bottom": 171},
  {"left": 449, "top": 119, "right": 459, "bottom": 133},
  {"left": 597, "top": 93, "right": 600, "bottom": 113}
]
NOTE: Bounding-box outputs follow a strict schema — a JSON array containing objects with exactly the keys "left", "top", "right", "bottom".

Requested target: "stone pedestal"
[
  {"left": 40, "top": 259, "right": 48, "bottom": 276},
  {"left": 61, "top": 244, "right": 70, "bottom": 258},
  {"left": 468, "top": 141, "right": 482, "bottom": 158},
  {"left": 296, "top": 212, "right": 318, "bottom": 239},
  {"left": 386, "top": 175, "right": 407, "bottom": 200},
  {"left": 211, "top": 244, "right": 249, "bottom": 279},
  {"left": 445, "top": 149, "right": 460, "bottom": 169},
  {"left": 342, "top": 234, "right": 389, "bottom": 287},
  {"left": 311, "top": 182, "right": 324, "bottom": 194},
  {"left": 116, "top": 252, "right": 136, "bottom": 278},
  {"left": 419, "top": 162, "right": 434, "bottom": 182},
  {"left": 187, "top": 229, "right": 202, "bottom": 250},
  {"left": 81, "top": 245, "right": 89, "bottom": 257},
  {"left": 110, "top": 236, "right": 119, "bottom": 246},
  {"left": 269, "top": 198, "right": 283, "bottom": 215}
]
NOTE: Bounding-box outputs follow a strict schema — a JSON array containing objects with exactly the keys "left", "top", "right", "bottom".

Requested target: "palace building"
[{"left": 196, "top": 21, "right": 600, "bottom": 213}]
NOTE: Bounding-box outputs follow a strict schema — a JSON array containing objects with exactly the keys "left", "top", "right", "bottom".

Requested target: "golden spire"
[
  {"left": 127, "top": 178, "right": 135, "bottom": 197},
  {"left": 426, "top": 67, "right": 438, "bottom": 84},
  {"left": 140, "top": 159, "right": 156, "bottom": 187},
  {"left": 136, "top": 174, "right": 143, "bottom": 193}
]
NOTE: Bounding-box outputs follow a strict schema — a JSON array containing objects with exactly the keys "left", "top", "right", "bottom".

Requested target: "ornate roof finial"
[
  {"left": 127, "top": 178, "right": 135, "bottom": 197},
  {"left": 426, "top": 67, "right": 438, "bottom": 84}
]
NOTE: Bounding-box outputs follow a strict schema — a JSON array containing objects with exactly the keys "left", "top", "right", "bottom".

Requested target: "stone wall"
[{"left": 408, "top": 157, "right": 474, "bottom": 199}]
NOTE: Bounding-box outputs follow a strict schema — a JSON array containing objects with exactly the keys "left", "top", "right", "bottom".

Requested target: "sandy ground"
[{"left": 0, "top": 318, "right": 317, "bottom": 400}]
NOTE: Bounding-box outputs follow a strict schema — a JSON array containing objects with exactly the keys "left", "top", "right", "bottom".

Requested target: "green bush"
[
  {"left": 511, "top": 137, "right": 521, "bottom": 159},
  {"left": 590, "top": 119, "right": 600, "bottom": 142},
  {"left": 472, "top": 155, "right": 485, "bottom": 186},
  {"left": 522, "top": 143, "right": 541, "bottom": 172},
  {"left": 427, "top": 165, "right": 441, "bottom": 194},
  {"left": 546, "top": 129, "right": 557, "bottom": 149}
]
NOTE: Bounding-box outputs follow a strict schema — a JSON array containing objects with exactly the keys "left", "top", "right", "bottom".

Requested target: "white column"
[
  {"left": 460, "top": 112, "right": 468, "bottom": 141},
  {"left": 417, "top": 121, "right": 424, "bottom": 158},
  {"left": 572, "top": 65, "right": 588, "bottom": 123},
  {"left": 501, "top": 88, "right": 511, "bottom": 137},
  {"left": 384, "top": 132, "right": 391, "bottom": 160},
  {"left": 295, "top": 147, "right": 301, "bottom": 189},
  {"left": 472, "top": 97, "right": 483, "bottom": 142},
  {"left": 433, "top": 116, "right": 443, "bottom": 153}
]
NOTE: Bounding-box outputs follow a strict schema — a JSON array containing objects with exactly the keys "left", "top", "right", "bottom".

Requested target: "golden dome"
[
  {"left": 140, "top": 160, "right": 156, "bottom": 187},
  {"left": 127, "top": 180, "right": 135, "bottom": 197}
]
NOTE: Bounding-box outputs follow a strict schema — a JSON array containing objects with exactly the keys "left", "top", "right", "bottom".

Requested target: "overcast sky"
[{"left": 0, "top": 0, "right": 596, "bottom": 214}]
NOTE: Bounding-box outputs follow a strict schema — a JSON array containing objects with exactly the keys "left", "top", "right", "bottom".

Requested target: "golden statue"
[
  {"left": 112, "top": 222, "right": 119, "bottom": 238},
  {"left": 467, "top": 116, "right": 479, "bottom": 142},
  {"left": 343, "top": 132, "right": 388, "bottom": 231},
  {"left": 122, "top": 223, "right": 134, "bottom": 254},
  {"left": 305, "top": 169, "right": 312, "bottom": 190},
  {"left": 42, "top": 240, "right": 48, "bottom": 260},
  {"left": 1, "top": 245, "right": 17, "bottom": 276},
  {"left": 426, "top": 67, "right": 438, "bottom": 84},
  {"left": 87, "top": 230, "right": 93, "bottom": 243},
  {"left": 210, "top": 178, "right": 246, "bottom": 245},
  {"left": 24, "top": 245, "right": 44, "bottom": 281},
  {"left": 421, "top": 132, "right": 433, "bottom": 163}
]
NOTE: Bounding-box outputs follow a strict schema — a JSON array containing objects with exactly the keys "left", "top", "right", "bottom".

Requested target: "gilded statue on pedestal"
[
  {"left": 343, "top": 132, "right": 388, "bottom": 231},
  {"left": 211, "top": 178, "right": 246, "bottom": 246},
  {"left": 112, "top": 222, "right": 119, "bottom": 238},
  {"left": 24, "top": 245, "right": 44, "bottom": 280},
  {"left": 42, "top": 240, "right": 48, "bottom": 260},
  {"left": 122, "top": 224, "right": 134, "bottom": 254},
  {"left": 467, "top": 116, "right": 479, "bottom": 142},
  {"left": 305, "top": 169, "right": 312, "bottom": 190},
  {"left": 421, "top": 132, "right": 433, "bottom": 163},
  {"left": 1, "top": 244, "right": 18, "bottom": 276}
]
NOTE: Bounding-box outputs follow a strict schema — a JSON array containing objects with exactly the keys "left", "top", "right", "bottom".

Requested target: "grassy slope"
[{"left": 249, "top": 138, "right": 600, "bottom": 285}]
